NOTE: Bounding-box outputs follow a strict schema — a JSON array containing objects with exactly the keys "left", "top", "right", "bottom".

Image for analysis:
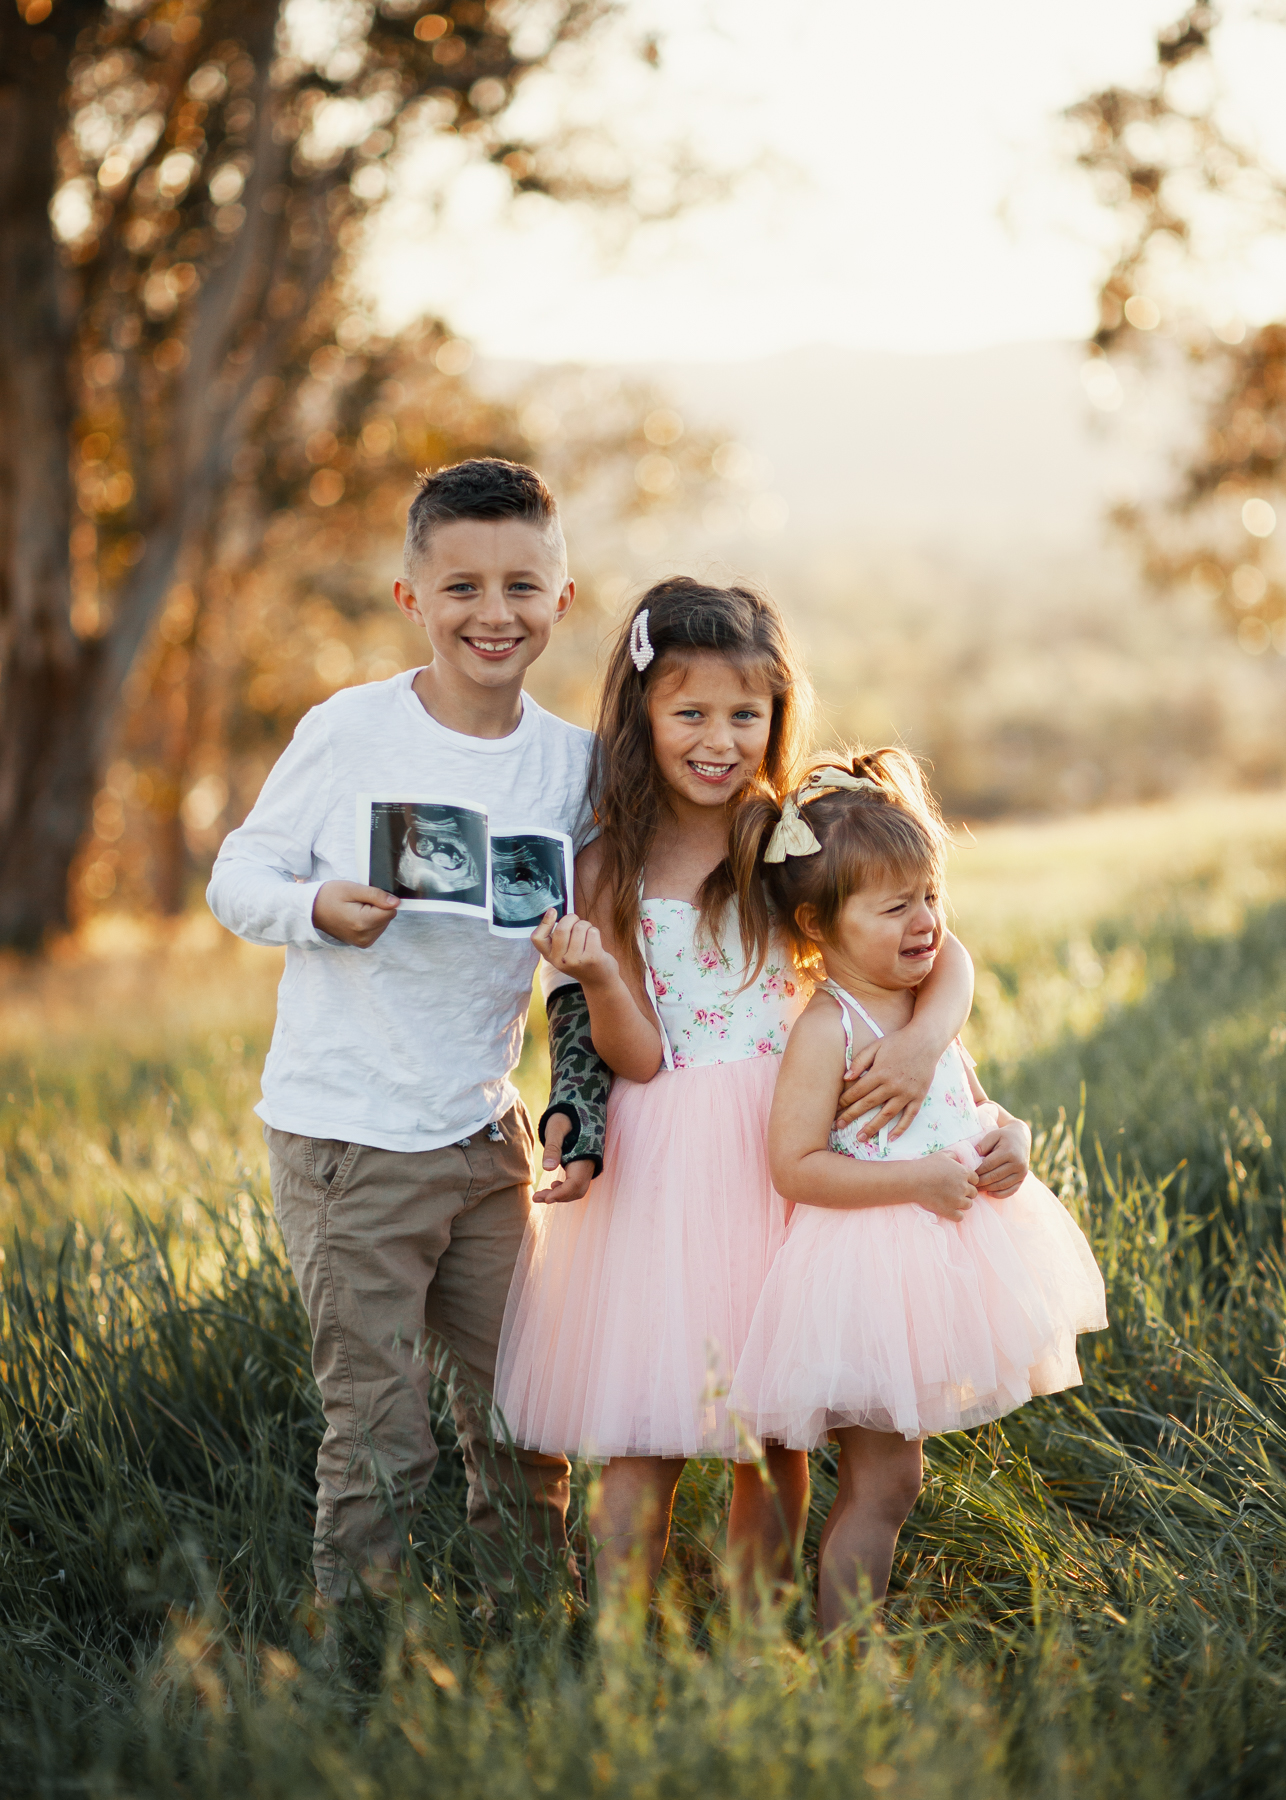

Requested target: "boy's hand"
[
  {"left": 836, "top": 1032, "right": 940, "bottom": 1141},
  {"left": 973, "top": 1120, "right": 1031, "bottom": 1199},
  {"left": 312, "top": 881, "right": 399, "bottom": 947},
  {"left": 533, "top": 1111, "right": 595, "bottom": 1205},
  {"left": 913, "top": 1152, "right": 979, "bottom": 1222},
  {"left": 531, "top": 909, "right": 619, "bottom": 990}
]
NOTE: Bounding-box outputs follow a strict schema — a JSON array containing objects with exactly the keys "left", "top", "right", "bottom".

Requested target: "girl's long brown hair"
[{"left": 588, "top": 576, "right": 814, "bottom": 979}]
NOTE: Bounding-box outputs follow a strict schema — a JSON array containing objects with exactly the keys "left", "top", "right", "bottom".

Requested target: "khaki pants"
[{"left": 266, "top": 1104, "right": 569, "bottom": 1601}]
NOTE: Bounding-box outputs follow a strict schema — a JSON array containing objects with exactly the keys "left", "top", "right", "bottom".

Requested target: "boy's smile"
[{"left": 393, "top": 517, "right": 574, "bottom": 737}]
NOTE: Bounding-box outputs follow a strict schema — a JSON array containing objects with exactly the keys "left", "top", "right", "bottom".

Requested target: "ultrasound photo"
[
  {"left": 488, "top": 830, "right": 573, "bottom": 937},
  {"left": 362, "top": 798, "right": 490, "bottom": 916}
]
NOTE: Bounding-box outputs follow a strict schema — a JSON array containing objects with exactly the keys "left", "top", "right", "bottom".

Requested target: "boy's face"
[{"left": 393, "top": 517, "right": 573, "bottom": 693}]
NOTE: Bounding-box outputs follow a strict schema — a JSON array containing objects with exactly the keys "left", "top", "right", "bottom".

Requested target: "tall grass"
[{"left": 2, "top": 797, "right": 1286, "bottom": 1797}]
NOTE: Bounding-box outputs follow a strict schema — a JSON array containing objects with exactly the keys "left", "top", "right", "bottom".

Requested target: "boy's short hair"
[{"left": 403, "top": 458, "right": 564, "bottom": 577}]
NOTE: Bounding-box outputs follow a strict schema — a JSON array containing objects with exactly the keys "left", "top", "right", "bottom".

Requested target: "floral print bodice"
[
  {"left": 640, "top": 900, "right": 807, "bottom": 1070},
  {"left": 824, "top": 980, "right": 985, "bottom": 1161}
]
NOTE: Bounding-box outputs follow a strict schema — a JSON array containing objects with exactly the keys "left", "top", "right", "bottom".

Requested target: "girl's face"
[
  {"left": 818, "top": 871, "right": 943, "bottom": 992},
  {"left": 646, "top": 651, "right": 775, "bottom": 809}
]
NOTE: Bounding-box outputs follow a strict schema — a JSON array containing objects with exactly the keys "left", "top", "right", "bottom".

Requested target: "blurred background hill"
[{"left": 506, "top": 337, "right": 1286, "bottom": 818}]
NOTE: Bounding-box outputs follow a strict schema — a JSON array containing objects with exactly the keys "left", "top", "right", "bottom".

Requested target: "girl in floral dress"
[
  {"left": 495, "top": 582, "right": 977, "bottom": 1599},
  {"left": 730, "top": 752, "right": 1106, "bottom": 1633}
]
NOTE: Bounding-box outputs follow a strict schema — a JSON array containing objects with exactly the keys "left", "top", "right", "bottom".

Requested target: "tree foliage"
[
  {"left": 0, "top": 0, "right": 705, "bottom": 946},
  {"left": 1067, "top": 3, "right": 1286, "bottom": 658}
]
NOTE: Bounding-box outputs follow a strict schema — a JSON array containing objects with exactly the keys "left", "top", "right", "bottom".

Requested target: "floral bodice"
[
  {"left": 824, "top": 981, "right": 986, "bottom": 1161},
  {"left": 640, "top": 900, "right": 807, "bottom": 1070}
]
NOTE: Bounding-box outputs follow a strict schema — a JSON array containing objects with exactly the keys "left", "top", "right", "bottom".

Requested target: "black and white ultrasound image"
[
  {"left": 489, "top": 833, "right": 569, "bottom": 932},
  {"left": 369, "top": 801, "right": 489, "bottom": 912}
]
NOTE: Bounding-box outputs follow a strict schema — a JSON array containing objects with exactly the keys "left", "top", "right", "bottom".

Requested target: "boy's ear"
[
  {"left": 554, "top": 577, "right": 575, "bottom": 623},
  {"left": 393, "top": 577, "right": 424, "bottom": 627}
]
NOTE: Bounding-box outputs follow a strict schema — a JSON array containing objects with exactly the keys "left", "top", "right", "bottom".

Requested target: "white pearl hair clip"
[{"left": 629, "top": 608, "right": 655, "bottom": 672}]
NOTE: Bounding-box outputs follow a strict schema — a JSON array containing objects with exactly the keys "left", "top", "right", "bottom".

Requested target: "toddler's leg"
[
  {"left": 590, "top": 1456, "right": 687, "bottom": 1602},
  {"left": 817, "top": 1426, "right": 923, "bottom": 1637},
  {"left": 727, "top": 1445, "right": 810, "bottom": 1610}
]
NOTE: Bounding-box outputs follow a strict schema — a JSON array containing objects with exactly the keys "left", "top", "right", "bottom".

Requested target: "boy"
[{"left": 208, "top": 458, "right": 602, "bottom": 1602}]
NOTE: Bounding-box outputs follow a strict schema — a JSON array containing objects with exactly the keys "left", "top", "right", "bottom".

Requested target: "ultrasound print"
[
  {"left": 489, "top": 832, "right": 573, "bottom": 936},
  {"left": 368, "top": 800, "right": 489, "bottom": 914}
]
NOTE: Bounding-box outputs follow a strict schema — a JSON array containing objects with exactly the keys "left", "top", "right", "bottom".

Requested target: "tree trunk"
[
  {"left": 0, "top": 15, "right": 99, "bottom": 948},
  {"left": 0, "top": 4, "right": 303, "bottom": 946}
]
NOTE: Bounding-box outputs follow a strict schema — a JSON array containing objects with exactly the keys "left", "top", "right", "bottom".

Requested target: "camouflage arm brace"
[{"left": 538, "top": 981, "right": 611, "bottom": 1178}]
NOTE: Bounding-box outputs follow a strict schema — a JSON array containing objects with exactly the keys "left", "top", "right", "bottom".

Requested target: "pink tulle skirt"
[
  {"left": 495, "top": 1055, "right": 787, "bottom": 1461},
  {"left": 731, "top": 1141, "right": 1108, "bottom": 1446}
]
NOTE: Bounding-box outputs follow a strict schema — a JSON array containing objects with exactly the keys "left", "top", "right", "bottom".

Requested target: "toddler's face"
[
  {"left": 646, "top": 652, "right": 774, "bottom": 810},
  {"left": 825, "top": 874, "right": 942, "bottom": 992}
]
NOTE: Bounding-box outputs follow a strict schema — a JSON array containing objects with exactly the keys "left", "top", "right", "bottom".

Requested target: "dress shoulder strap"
[
  {"left": 821, "top": 978, "right": 890, "bottom": 1154},
  {"left": 636, "top": 879, "right": 675, "bottom": 1072},
  {"left": 821, "top": 979, "right": 886, "bottom": 1044},
  {"left": 822, "top": 983, "right": 856, "bottom": 1066}
]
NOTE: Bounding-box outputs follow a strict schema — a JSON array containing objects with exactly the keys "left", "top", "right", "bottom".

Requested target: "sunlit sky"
[{"left": 366, "top": 0, "right": 1286, "bottom": 366}]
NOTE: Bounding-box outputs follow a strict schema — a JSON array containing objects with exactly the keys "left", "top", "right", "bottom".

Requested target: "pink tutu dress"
[
  {"left": 495, "top": 902, "right": 807, "bottom": 1461},
  {"left": 731, "top": 981, "right": 1107, "bottom": 1445}
]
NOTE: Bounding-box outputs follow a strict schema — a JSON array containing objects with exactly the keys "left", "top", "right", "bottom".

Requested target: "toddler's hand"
[
  {"left": 914, "top": 1152, "right": 979, "bottom": 1222},
  {"left": 312, "top": 880, "right": 399, "bottom": 947},
  {"left": 973, "top": 1121, "right": 1031, "bottom": 1199},
  {"left": 532, "top": 909, "right": 620, "bottom": 989},
  {"left": 837, "top": 1033, "right": 939, "bottom": 1142}
]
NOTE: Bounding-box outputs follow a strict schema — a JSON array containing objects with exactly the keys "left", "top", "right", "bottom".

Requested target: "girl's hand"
[
  {"left": 914, "top": 1152, "right": 979, "bottom": 1222},
  {"left": 532, "top": 909, "right": 620, "bottom": 990},
  {"left": 836, "top": 1032, "right": 939, "bottom": 1141},
  {"left": 533, "top": 1113, "right": 596, "bottom": 1204},
  {"left": 973, "top": 1120, "right": 1031, "bottom": 1198}
]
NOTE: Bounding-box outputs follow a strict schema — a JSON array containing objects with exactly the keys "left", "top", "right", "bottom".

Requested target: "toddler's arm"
[
  {"left": 964, "top": 1065, "right": 1031, "bottom": 1199},
  {"left": 770, "top": 999, "right": 978, "bottom": 1222},
  {"left": 836, "top": 930, "right": 974, "bottom": 1141}
]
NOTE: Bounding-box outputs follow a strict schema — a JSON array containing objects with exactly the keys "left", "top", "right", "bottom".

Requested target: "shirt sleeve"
[{"left": 206, "top": 706, "right": 334, "bottom": 948}]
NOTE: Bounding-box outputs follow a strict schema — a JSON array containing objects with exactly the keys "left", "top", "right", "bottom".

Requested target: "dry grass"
[{"left": 2, "top": 787, "right": 1285, "bottom": 1798}]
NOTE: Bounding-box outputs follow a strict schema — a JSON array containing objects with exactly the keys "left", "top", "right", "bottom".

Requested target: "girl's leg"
[
  {"left": 727, "top": 1444, "right": 811, "bottom": 1609},
  {"left": 590, "top": 1455, "right": 686, "bottom": 1601},
  {"left": 817, "top": 1427, "right": 922, "bottom": 1637}
]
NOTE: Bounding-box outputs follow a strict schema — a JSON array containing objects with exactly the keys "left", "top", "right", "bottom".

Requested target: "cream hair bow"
[{"left": 763, "top": 766, "right": 884, "bottom": 863}]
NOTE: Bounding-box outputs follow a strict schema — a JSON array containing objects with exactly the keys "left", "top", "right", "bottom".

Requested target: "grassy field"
[{"left": 2, "top": 788, "right": 1285, "bottom": 1798}]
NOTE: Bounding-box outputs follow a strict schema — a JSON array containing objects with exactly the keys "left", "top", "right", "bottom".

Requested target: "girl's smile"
[{"left": 645, "top": 652, "right": 774, "bottom": 811}]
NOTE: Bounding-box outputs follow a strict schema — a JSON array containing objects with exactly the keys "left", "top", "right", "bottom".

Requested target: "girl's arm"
[
  {"left": 836, "top": 930, "right": 974, "bottom": 1140},
  {"left": 531, "top": 842, "right": 663, "bottom": 1084},
  {"left": 770, "top": 1000, "right": 978, "bottom": 1221},
  {"left": 963, "top": 1063, "right": 1031, "bottom": 1199},
  {"left": 535, "top": 978, "right": 611, "bottom": 1204}
]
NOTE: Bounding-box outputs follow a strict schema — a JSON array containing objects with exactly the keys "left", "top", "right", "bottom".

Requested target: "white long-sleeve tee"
[{"left": 207, "top": 670, "right": 594, "bottom": 1152}]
